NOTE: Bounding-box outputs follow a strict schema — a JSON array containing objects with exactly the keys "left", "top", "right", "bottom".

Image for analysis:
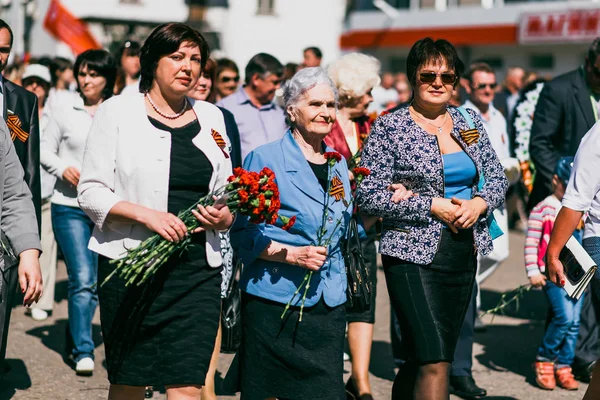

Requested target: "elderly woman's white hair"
[
  {"left": 328, "top": 53, "right": 381, "bottom": 107},
  {"left": 282, "top": 67, "right": 338, "bottom": 124}
]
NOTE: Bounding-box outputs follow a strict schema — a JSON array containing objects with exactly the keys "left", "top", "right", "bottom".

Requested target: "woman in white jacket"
[{"left": 78, "top": 23, "right": 233, "bottom": 400}]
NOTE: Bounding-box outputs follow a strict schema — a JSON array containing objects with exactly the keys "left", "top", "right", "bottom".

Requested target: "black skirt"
[
  {"left": 237, "top": 293, "right": 346, "bottom": 400},
  {"left": 382, "top": 228, "right": 477, "bottom": 364},
  {"left": 97, "top": 241, "right": 222, "bottom": 386}
]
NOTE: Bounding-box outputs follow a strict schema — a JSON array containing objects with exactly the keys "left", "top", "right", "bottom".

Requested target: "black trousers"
[
  {"left": 451, "top": 281, "right": 478, "bottom": 377},
  {"left": 574, "top": 280, "right": 600, "bottom": 366},
  {"left": 0, "top": 261, "right": 18, "bottom": 371}
]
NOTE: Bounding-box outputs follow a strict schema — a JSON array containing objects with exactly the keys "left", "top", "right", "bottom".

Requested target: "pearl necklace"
[{"left": 145, "top": 93, "right": 188, "bottom": 120}]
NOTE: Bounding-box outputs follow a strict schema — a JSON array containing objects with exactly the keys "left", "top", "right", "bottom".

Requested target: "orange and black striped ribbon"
[
  {"left": 460, "top": 129, "right": 479, "bottom": 145},
  {"left": 330, "top": 176, "right": 345, "bottom": 202},
  {"left": 7, "top": 114, "right": 29, "bottom": 142},
  {"left": 211, "top": 129, "right": 229, "bottom": 159}
]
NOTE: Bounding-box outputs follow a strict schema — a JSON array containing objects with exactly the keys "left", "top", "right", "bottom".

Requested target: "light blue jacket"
[{"left": 231, "top": 130, "right": 357, "bottom": 308}]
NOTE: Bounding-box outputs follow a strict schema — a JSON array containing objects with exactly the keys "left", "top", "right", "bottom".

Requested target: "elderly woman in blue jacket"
[
  {"left": 230, "top": 67, "right": 359, "bottom": 399},
  {"left": 357, "top": 38, "right": 508, "bottom": 399}
]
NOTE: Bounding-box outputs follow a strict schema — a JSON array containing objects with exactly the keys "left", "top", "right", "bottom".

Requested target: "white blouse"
[{"left": 77, "top": 92, "right": 232, "bottom": 265}]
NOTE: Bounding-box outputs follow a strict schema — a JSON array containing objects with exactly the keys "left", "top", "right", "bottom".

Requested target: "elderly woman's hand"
[
  {"left": 431, "top": 198, "right": 460, "bottom": 233},
  {"left": 192, "top": 201, "right": 234, "bottom": 232},
  {"left": 388, "top": 183, "right": 417, "bottom": 203},
  {"left": 451, "top": 197, "right": 488, "bottom": 229},
  {"left": 287, "top": 246, "right": 328, "bottom": 271}
]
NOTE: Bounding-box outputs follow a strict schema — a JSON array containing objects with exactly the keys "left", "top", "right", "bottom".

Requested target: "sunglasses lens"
[
  {"left": 489, "top": 83, "right": 497, "bottom": 89},
  {"left": 441, "top": 74, "right": 456, "bottom": 84},
  {"left": 419, "top": 73, "right": 436, "bottom": 83},
  {"left": 221, "top": 76, "right": 239, "bottom": 83}
]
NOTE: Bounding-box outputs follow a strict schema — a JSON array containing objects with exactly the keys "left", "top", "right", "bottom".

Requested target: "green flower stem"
[
  {"left": 280, "top": 271, "right": 310, "bottom": 319},
  {"left": 298, "top": 270, "right": 313, "bottom": 322},
  {"left": 481, "top": 284, "right": 532, "bottom": 323}
]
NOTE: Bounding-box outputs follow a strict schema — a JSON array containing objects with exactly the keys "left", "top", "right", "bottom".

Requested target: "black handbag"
[
  {"left": 220, "top": 257, "right": 242, "bottom": 353},
  {"left": 343, "top": 216, "right": 372, "bottom": 313}
]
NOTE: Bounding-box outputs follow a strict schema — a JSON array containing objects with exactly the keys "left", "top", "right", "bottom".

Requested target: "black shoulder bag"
[
  {"left": 343, "top": 216, "right": 372, "bottom": 313},
  {"left": 220, "top": 256, "right": 242, "bottom": 353}
]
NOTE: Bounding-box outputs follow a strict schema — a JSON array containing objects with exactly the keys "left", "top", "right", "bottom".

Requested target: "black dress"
[{"left": 97, "top": 117, "right": 223, "bottom": 386}]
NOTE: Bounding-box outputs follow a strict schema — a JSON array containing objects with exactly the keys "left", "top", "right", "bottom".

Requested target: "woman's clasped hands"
[
  {"left": 388, "top": 183, "right": 487, "bottom": 232},
  {"left": 431, "top": 197, "right": 487, "bottom": 233}
]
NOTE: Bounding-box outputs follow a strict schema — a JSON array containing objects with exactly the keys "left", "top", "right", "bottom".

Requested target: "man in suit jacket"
[
  {"left": 0, "top": 19, "right": 42, "bottom": 374},
  {"left": 529, "top": 37, "right": 600, "bottom": 382},
  {"left": 0, "top": 20, "right": 41, "bottom": 229},
  {"left": 529, "top": 39, "right": 600, "bottom": 212}
]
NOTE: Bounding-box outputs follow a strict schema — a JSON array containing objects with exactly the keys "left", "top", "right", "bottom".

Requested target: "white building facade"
[
  {"left": 200, "top": 0, "right": 347, "bottom": 78},
  {"left": 343, "top": 0, "right": 600, "bottom": 80}
]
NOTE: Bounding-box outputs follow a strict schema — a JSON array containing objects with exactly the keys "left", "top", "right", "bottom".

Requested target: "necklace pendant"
[{"left": 438, "top": 127, "right": 443, "bottom": 134}]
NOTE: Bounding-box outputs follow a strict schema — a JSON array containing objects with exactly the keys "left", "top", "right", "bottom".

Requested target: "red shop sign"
[{"left": 519, "top": 9, "right": 600, "bottom": 44}]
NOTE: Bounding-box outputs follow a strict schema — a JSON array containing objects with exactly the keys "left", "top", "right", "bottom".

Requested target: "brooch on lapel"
[
  {"left": 459, "top": 128, "right": 479, "bottom": 145},
  {"left": 329, "top": 175, "right": 345, "bottom": 202},
  {"left": 6, "top": 111, "right": 28, "bottom": 143},
  {"left": 211, "top": 129, "right": 230, "bottom": 159}
]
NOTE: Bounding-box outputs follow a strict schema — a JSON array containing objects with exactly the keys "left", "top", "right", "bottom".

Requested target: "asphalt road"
[{"left": 0, "top": 230, "right": 589, "bottom": 399}]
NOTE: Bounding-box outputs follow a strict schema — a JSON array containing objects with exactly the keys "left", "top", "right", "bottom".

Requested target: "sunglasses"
[
  {"left": 220, "top": 76, "right": 240, "bottom": 83},
  {"left": 419, "top": 72, "right": 457, "bottom": 85},
  {"left": 473, "top": 83, "right": 498, "bottom": 90}
]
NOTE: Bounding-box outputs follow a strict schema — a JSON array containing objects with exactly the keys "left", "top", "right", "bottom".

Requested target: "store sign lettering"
[{"left": 519, "top": 10, "right": 600, "bottom": 43}]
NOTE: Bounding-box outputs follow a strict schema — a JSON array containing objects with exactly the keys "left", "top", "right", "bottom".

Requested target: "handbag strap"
[{"left": 457, "top": 106, "right": 475, "bottom": 129}]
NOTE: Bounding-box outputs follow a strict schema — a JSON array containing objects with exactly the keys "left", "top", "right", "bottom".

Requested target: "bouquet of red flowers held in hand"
[{"left": 103, "top": 167, "right": 294, "bottom": 287}]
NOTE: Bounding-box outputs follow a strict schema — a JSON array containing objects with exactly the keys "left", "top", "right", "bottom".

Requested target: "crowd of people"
[{"left": 0, "top": 13, "right": 599, "bottom": 400}]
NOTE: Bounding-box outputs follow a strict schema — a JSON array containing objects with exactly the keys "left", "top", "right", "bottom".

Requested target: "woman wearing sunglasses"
[{"left": 356, "top": 37, "right": 508, "bottom": 399}]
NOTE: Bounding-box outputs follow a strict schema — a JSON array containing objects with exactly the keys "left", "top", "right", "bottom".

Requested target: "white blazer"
[{"left": 78, "top": 92, "right": 232, "bottom": 266}]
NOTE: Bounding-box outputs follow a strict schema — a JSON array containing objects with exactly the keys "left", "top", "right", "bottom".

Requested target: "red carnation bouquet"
[{"left": 103, "top": 167, "right": 293, "bottom": 287}]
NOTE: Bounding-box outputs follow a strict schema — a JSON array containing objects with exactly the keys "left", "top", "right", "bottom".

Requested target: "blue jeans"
[
  {"left": 538, "top": 281, "right": 584, "bottom": 366},
  {"left": 52, "top": 204, "right": 98, "bottom": 361}
]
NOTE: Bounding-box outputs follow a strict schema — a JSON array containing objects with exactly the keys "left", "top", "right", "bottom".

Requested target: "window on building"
[
  {"left": 530, "top": 54, "right": 554, "bottom": 70},
  {"left": 257, "top": 0, "right": 275, "bottom": 15},
  {"left": 349, "top": 0, "right": 409, "bottom": 11},
  {"left": 474, "top": 57, "right": 504, "bottom": 69}
]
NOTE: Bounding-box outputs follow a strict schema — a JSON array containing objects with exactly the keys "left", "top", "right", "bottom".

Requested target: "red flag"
[{"left": 44, "top": 0, "right": 102, "bottom": 55}]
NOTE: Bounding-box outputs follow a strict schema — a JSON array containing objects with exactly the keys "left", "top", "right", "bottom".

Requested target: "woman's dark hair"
[
  {"left": 406, "top": 38, "right": 464, "bottom": 88},
  {"left": 50, "top": 56, "right": 73, "bottom": 87},
  {"left": 74, "top": 49, "right": 117, "bottom": 101},
  {"left": 139, "top": 22, "right": 210, "bottom": 93}
]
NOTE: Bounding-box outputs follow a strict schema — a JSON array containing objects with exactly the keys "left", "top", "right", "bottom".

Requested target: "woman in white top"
[
  {"left": 78, "top": 23, "right": 233, "bottom": 399},
  {"left": 546, "top": 121, "right": 600, "bottom": 400},
  {"left": 41, "top": 50, "right": 117, "bottom": 376}
]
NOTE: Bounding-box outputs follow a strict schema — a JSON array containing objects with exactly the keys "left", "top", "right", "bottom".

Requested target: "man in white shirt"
[{"left": 450, "top": 62, "right": 512, "bottom": 399}]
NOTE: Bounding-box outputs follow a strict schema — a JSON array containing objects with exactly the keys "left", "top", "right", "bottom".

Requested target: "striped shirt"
[{"left": 524, "top": 195, "right": 562, "bottom": 277}]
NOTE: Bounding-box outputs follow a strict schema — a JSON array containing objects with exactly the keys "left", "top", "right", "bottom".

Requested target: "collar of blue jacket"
[{"left": 230, "top": 129, "right": 356, "bottom": 308}]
